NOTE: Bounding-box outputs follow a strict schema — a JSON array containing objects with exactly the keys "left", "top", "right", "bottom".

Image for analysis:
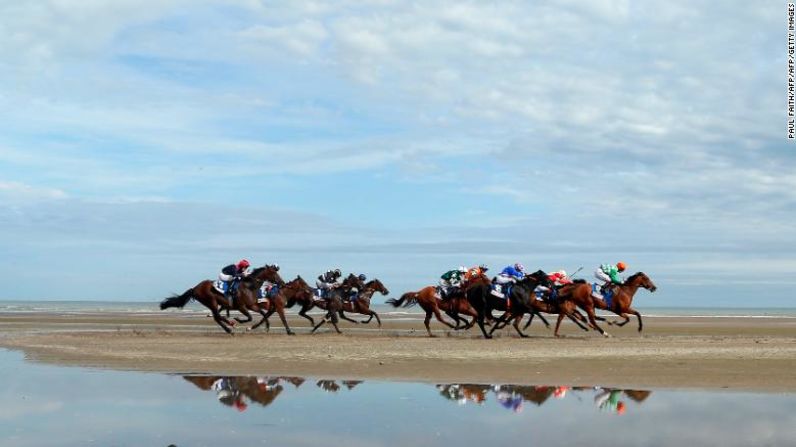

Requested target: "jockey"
[
  {"left": 346, "top": 273, "right": 367, "bottom": 302},
  {"left": 439, "top": 266, "right": 467, "bottom": 299},
  {"left": 493, "top": 263, "right": 525, "bottom": 298},
  {"left": 218, "top": 259, "right": 251, "bottom": 299},
  {"left": 464, "top": 264, "right": 489, "bottom": 284},
  {"left": 316, "top": 268, "right": 342, "bottom": 299},
  {"left": 548, "top": 270, "right": 573, "bottom": 287},
  {"left": 595, "top": 262, "right": 626, "bottom": 295},
  {"left": 536, "top": 270, "right": 572, "bottom": 301}
]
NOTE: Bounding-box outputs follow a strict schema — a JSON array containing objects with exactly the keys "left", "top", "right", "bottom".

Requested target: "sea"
[{"left": 1, "top": 300, "right": 795, "bottom": 319}]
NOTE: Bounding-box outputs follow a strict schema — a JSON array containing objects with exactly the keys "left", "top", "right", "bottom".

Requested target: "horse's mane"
[{"left": 625, "top": 272, "right": 645, "bottom": 282}]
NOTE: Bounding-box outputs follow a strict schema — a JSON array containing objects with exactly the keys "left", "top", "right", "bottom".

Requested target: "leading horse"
[{"left": 556, "top": 272, "right": 657, "bottom": 336}]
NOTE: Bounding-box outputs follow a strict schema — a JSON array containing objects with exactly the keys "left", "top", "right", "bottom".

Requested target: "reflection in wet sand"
[{"left": 183, "top": 374, "right": 651, "bottom": 415}]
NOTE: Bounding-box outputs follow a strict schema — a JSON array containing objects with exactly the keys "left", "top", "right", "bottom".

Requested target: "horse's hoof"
[
  {"left": 245, "top": 327, "right": 252, "bottom": 332},
  {"left": 288, "top": 331, "right": 296, "bottom": 336},
  {"left": 603, "top": 332, "right": 611, "bottom": 338}
]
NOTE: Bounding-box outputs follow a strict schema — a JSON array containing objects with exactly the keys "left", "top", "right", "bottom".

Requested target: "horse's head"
[
  {"left": 366, "top": 278, "right": 389, "bottom": 295},
  {"left": 254, "top": 264, "right": 285, "bottom": 287},
  {"left": 626, "top": 272, "right": 657, "bottom": 292}
]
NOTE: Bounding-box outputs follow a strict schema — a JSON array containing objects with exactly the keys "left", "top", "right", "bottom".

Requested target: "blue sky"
[{"left": 0, "top": 1, "right": 791, "bottom": 307}]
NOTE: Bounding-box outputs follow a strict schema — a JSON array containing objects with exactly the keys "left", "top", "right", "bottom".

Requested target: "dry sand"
[{"left": 1, "top": 311, "right": 794, "bottom": 391}]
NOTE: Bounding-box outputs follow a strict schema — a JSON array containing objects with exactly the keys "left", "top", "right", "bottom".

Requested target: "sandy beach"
[{"left": 1, "top": 310, "right": 794, "bottom": 392}]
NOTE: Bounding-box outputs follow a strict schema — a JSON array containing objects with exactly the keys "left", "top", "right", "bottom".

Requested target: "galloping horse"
[
  {"left": 487, "top": 271, "right": 590, "bottom": 338},
  {"left": 159, "top": 265, "right": 283, "bottom": 334},
  {"left": 335, "top": 278, "right": 390, "bottom": 326},
  {"left": 247, "top": 276, "right": 315, "bottom": 335},
  {"left": 386, "top": 282, "right": 481, "bottom": 337},
  {"left": 311, "top": 274, "right": 365, "bottom": 334},
  {"left": 556, "top": 272, "right": 657, "bottom": 336}
]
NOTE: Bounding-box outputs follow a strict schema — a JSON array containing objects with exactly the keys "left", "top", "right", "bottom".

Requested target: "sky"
[{"left": 0, "top": 1, "right": 791, "bottom": 307}]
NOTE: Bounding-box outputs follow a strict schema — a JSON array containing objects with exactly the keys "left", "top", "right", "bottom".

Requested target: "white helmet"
[
  {"left": 557, "top": 270, "right": 567, "bottom": 277},
  {"left": 458, "top": 266, "right": 467, "bottom": 273}
]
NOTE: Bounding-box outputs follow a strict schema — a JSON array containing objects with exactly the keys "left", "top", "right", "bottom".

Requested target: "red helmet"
[
  {"left": 234, "top": 398, "right": 248, "bottom": 412},
  {"left": 237, "top": 259, "right": 250, "bottom": 270},
  {"left": 616, "top": 262, "right": 626, "bottom": 271},
  {"left": 616, "top": 401, "right": 626, "bottom": 415}
]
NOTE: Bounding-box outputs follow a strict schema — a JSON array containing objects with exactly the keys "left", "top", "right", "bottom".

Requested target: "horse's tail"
[
  {"left": 386, "top": 292, "right": 418, "bottom": 308},
  {"left": 160, "top": 288, "right": 193, "bottom": 310}
]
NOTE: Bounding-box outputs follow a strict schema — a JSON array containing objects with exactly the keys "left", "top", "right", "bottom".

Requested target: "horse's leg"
[
  {"left": 432, "top": 306, "right": 456, "bottom": 330},
  {"left": 311, "top": 318, "right": 326, "bottom": 333},
  {"left": 523, "top": 313, "right": 535, "bottom": 330},
  {"left": 339, "top": 309, "right": 360, "bottom": 324},
  {"left": 250, "top": 307, "right": 270, "bottom": 331},
  {"left": 445, "top": 309, "right": 464, "bottom": 329},
  {"left": 276, "top": 302, "right": 295, "bottom": 335},
  {"left": 584, "top": 306, "right": 610, "bottom": 337},
  {"left": 298, "top": 303, "right": 316, "bottom": 327},
  {"left": 209, "top": 306, "right": 233, "bottom": 335},
  {"left": 234, "top": 305, "right": 253, "bottom": 324},
  {"left": 535, "top": 311, "right": 550, "bottom": 328},
  {"left": 362, "top": 309, "right": 381, "bottom": 327},
  {"left": 567, "top": 313, "right": 590, "bottom": 331},
  {"left": 554, "top": 312, "right": 566, "bottom": 337},
  {"left": 630, "top": 308, "right": 643, "bottom": 332},
  {"left": 511, "top": 313, "right": 530, "bottom": 338},
  {"left": 612, "top": 313, "right": 631, "bottom": 327},
  {"left": 476, "top": 308, "right": 492, "bottom": 339},
  {"left": 424, "top": 311, "right": 435, "bottom": 337},
  {"left": 488, "top": 313, "right": 508, "bottom": 336},
  {"left": 329, "top": 301, "right": 342, "bottom": 334}
]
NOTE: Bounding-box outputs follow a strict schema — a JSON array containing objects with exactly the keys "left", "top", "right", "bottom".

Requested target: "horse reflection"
[
  {"left": 183, "top": 375, "right": 305, "bottom": 409},
  {"left": 316, "top": 379, "right": 363, "bottom": 392},
  {"left": 436, "top": 383, "right": 652, "bottom": 414}
]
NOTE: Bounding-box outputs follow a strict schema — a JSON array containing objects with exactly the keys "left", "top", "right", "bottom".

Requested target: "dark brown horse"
[
  {"left": 330, "top": 278, "right": 389, "bottom": 326},
  {"left": 159, "top": 265, "right": 283, "bottom": 334},
  {"left": 246, "top": 275, "right": 315, "bottom": 335},
  {"left": 311, "top": 274, "right": 365, "bottom": 334},
  {"left": 386, "top": 283, "right": 482, "bottom": 337},
  {"left": 487, "top": 272, "right": 590, "bottom": 338},
  {"left": 556, "top": 272, "right": 657, "bottom": 336}
]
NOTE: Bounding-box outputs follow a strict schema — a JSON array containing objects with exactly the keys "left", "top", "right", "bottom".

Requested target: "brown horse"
[
  {"left": 386, "top": 283, "right": 481, "bottom": 337},
  {"left": 247, "top": 275, "right": 315, "bottom": 335},
  {"left": 333, "top": 278, "right": 389, "bottom": 326},
  {"left": 159, "top": 264, "right": 283, "bottom": 334},
  {"left": 556, "top": 272, "right": 657, "bottom": 336},
  {"left": 311, "top": 274, "right": 365, "bottom": 334}
]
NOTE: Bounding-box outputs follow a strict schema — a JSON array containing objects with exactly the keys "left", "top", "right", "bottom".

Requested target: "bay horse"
[
  {"left": 555, "top": 272, "right": 657, "bottom": 336},
  {"left": 385, "top": 283, "right": 481, "bottom": 337},
  {"left": 333, "top": 278, "right": 390, "bottom": 326},
  {"left": 159, "top": 264, "right": 283, "bottom": 335},
  {"left": 488, "top": 272, "right": 590, "bottom": 338},
  {"left": 311, "top": 274, "right": 365, "bottom": 334},
  {"left": 246, "top": 275, "right": 315, "bottom": 335}
]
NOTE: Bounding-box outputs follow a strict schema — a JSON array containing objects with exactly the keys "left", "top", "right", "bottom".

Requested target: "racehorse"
[
  {"left": 246, "top": 275, "right": 315, "bottom": 335},
  {"left": 316, "top": 278, "right": 389, "bottom": 327},
  {"left": 159, "top": 264, "right": 283, "bottom": 335},
  {"left": 311, "top": 274, "right": 365, "bottom": 334},
  {"left": 385, "top": 283, "right": 482, "bottom": 337},
  {"left": 487, "top": 272, "right": 590, "bottom": 338},
  {"left": 555, "top": 272, "right": 657, "bottom": 336}
]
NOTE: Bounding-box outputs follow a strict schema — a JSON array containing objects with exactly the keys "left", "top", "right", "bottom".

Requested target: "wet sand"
[{"left": 1, "top": 311, "right": 795, "bottom": 391}]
